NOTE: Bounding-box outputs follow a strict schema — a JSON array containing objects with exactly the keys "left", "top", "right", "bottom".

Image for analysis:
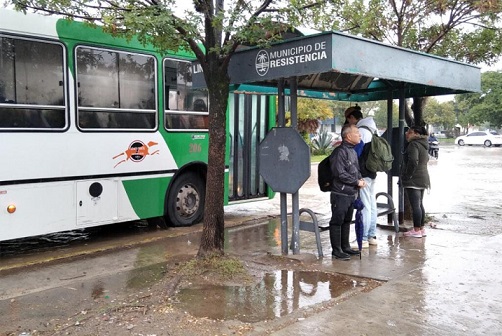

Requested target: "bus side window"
[
  {"left": 0, "top": 36, "right": 66, "bottom": 130},
  {"left": 163, "top": 58, "right": 208, "bottom": 131},
  {"left": 76, "top": 46, "right": 156, "bottom": 131}
]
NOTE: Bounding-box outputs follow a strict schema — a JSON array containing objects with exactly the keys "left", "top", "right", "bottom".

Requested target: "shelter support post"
[
  {"left": 278, "top": 78, "right": 288, "bottom": 254},
  {"left": 280, "top": 193, "right": 288, "bottom": 255},
  {"left": 398, "top": 86, "right": 406, "bottom": 223},
  {"left": 290, "top": 77, "right": 301, "bottom": 255},
  {"left": 290, "top": 77, "right": 298, "bottom": 128},
  {"left": 277, "top": 78, "right": 285, "bottom": 127},
  {"left": 291, "top": 192, "right": 300, "bottom": 254},
  {"left": 386, "top": 94, "right": 394, "bottom": 225}
]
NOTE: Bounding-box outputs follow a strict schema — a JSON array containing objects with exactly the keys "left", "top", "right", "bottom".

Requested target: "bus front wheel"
[{"left": 166, "top": 172, "right": 205, "bottom": 227}]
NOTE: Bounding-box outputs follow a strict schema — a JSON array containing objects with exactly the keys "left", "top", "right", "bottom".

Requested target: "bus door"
[
  {"left": 76, "top": 180, "right": 118, "bottom": 226},
  {"left": 229, "top": 94, "right": 269, "bottom": 201}
]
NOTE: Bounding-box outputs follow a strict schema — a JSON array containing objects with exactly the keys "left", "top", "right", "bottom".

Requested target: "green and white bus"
[{"left": 0, "top": 9, "right": 274, "bottom": 241}]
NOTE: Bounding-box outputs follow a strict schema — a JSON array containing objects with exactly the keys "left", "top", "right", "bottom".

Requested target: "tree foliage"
[
  {"left": 293, "top": 98, "right": 334, "bottom": 134},
  {"left": 455, "top": 70, "right": 502, "bottom": 129},
  {"left": 372, "top": 100, "right": 399, "bottom": 129},
  {"left": 307, "top": 0, "right": 502, "bottom": 125},
  {"left": 10, "top": 0, "right": 319, "bottom": 258},
  {"left": 423, "top": 98, "right": 456, "bottom": 130}
]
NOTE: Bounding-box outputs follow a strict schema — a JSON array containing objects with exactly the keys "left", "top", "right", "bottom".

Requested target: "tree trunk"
[
  {"left": 405, "top": 97, "right": 427, "bottom": 126},
  {"left": 197, "top": 71, "right": 230, "bottom": 258}
]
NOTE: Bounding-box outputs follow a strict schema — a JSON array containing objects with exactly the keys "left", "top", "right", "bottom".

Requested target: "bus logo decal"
[{"left": 113, "top": 140, "right": 159, "bottom": 168}]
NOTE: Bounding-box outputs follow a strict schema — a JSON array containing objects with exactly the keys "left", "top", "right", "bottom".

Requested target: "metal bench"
[
  {"left": 318, "top": 192, "right": 399, "bottom": 233},
  {"left": 376, "top": 192, "right": 399, "bottom": 232},
  {"left": 291, "top": 208, "right": 324, "bottom": 257}
]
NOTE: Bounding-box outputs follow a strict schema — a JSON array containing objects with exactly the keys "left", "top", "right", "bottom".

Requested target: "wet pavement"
[
  {"left": 177, "top": 270, "right": 359, "bottom": 323},
  {"left": 1, "top": 144, "right": 502, "bottom": 335}
]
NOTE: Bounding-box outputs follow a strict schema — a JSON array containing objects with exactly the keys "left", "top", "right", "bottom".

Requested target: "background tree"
[
  {"left": 307, "top": 0, "right": 502, "bottom": 127},
  {"left": 455, "top": 70, "right": 502, "bottom": 130},
  {"left": 373, "top": 100, "right": 399, "bottom": 129},
  {"left": 291, "top": 98, "right": 334, "bottom": 135},
  {"left": 423, "top": 98, "right": 456, "bottom": 131},
  {"left": 11, "top": 0, "right": 317, "bottom": 258},
  {"left": 326, "top": 101, "right": 382, "bottom": 127}
]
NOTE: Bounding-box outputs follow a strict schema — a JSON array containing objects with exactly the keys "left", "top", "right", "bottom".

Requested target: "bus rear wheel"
[{"left": 166, "top": 172, "right": 205, "bottom": 227}]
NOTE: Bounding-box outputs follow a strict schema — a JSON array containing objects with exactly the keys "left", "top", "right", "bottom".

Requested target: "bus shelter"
[{"left": 194, "top": 30, "right": 481, "bottom": 255}]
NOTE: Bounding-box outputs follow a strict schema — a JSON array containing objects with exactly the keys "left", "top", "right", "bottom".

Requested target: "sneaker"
[
  {"left": 404, "top": 230, "right": 423, "bottom": 238},
  {"left": 421, "top": 228, "right": 427, "bottom": 237},
  {"left": 368, "top": 238, "right": 378, "bottom": 245},
  {"left": 351, "top": 240, "right": 369, "bottom": 249}
]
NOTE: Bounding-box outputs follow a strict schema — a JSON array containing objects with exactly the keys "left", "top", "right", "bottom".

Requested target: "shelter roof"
[{"left": 196, "top": 31, "right": 481, "bottom": 101}]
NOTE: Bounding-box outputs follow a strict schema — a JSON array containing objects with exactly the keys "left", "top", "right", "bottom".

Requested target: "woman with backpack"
[{"left": 401, "top": 126, "right": 431, "bottom": 238}]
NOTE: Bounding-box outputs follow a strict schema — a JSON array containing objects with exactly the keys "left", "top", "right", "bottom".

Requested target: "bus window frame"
[
  {"left": 163, "top": 57, "right": 209, "bottom": 132},
  {"left": 75, "top": 45, "right": 158, "bottom": 132},
  {"left": 0, "top": 34, "right": 69, "bottom": 132}
]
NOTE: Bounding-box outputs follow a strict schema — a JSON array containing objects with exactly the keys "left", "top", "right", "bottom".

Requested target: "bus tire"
[{"left": 166, "top": 171, "right": 205, "bottom": 227}]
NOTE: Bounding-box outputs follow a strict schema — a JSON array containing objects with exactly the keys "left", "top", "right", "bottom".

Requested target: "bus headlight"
[{"left": 7, "top": 204, "right": 16, "bottom": 214}]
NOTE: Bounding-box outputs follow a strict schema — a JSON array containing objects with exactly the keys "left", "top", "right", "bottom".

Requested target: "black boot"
[
  {"left": 341, "top": 223, "right": 360, "bottom": 255},
  {"left": 329, "top": 225, "right": 350, "bottom": 260}
]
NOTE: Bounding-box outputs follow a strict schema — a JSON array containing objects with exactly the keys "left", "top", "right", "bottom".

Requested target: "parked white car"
[{"left": 455, "top": 130, "right": 502, "bottom": 147}]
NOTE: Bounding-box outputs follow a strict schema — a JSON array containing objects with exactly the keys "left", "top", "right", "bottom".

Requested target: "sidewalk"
[
  {"left": 262, "top": 229, "right": 502, "bottom": 336},
  {"left": 2, "top": 162, "right": 501, "bottom": 335},
  {"left": 225, "top": 164, "right": 502, "bottom": 336}
]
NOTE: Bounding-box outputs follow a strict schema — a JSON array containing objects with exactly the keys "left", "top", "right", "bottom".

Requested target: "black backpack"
[{"left": 318, "top": 156, "right": 332, "bottom": 192}]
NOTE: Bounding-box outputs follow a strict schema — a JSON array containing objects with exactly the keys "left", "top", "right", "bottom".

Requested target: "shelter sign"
[
  {"left": 193, "top": 34, "right": 333, "bottom": 88},
  {"left": 229, "top": 35, "right": 332, "bottom": 84}
]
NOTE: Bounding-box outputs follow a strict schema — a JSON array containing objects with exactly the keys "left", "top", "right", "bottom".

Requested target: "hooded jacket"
[
  {"left": 356, "top": 117, "right": 378, "bottom": 179},
  {"left": 401, "top": 136, "right": 430, "bottom": 189},
  {"left": 356, "top": 117, "right": 377, "bottom": 143}
]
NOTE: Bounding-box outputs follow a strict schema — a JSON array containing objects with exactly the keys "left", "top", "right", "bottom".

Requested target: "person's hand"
[{"left": 357, "top": 179, "right": 366, "bottom": 188}]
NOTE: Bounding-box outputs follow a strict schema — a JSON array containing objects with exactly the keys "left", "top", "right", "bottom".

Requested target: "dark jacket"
[
  {"left": 329, "top": 140, "right": 362, "bottom": 197},
  {"left": 401, "top": 136, "right": 430, "bottom": 189}
]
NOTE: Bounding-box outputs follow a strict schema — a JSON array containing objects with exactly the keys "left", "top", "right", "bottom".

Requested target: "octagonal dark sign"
[{"left": 259, "top": 127, "right": 311, "bottom": 193}]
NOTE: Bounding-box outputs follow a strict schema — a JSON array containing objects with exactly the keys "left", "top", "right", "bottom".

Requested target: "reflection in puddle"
[{"left": 177, "top": 270, "right": 360, "bottom": 323}]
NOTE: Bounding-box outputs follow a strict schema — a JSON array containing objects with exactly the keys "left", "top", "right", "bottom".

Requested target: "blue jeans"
[
  {"left": 405, "top": 188, "right": 425, "bottom": 229},
  {"left": 360, "top": 177, "right": 377, "bottom": 241}
]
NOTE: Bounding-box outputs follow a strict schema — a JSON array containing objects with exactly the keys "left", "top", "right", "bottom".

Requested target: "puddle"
[
  {"left": 126, "top": 262, "right": 167, "bottom": 289},
  {"left": 176, "top": 270, "right": 363, "bottom": 323}
]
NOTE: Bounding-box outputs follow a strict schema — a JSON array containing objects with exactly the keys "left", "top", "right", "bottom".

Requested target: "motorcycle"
[{"left": 428, "top": 140, "right": 439, "bottom": 159}]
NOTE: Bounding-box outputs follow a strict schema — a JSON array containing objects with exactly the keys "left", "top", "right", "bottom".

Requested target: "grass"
[
  {"left": 438, "top": 138, "right": 455, "bottom": 145},
  {"left": 311, "top": 154, "right": 327, "bottom": 163},
  {"left": 179, "top": 255, "right": 249, "bottom": 279}
]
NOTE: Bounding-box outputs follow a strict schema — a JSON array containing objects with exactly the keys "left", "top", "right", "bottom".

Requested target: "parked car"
[{"left": 455, "top": 130, "right": 502, "bottom": 147}]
